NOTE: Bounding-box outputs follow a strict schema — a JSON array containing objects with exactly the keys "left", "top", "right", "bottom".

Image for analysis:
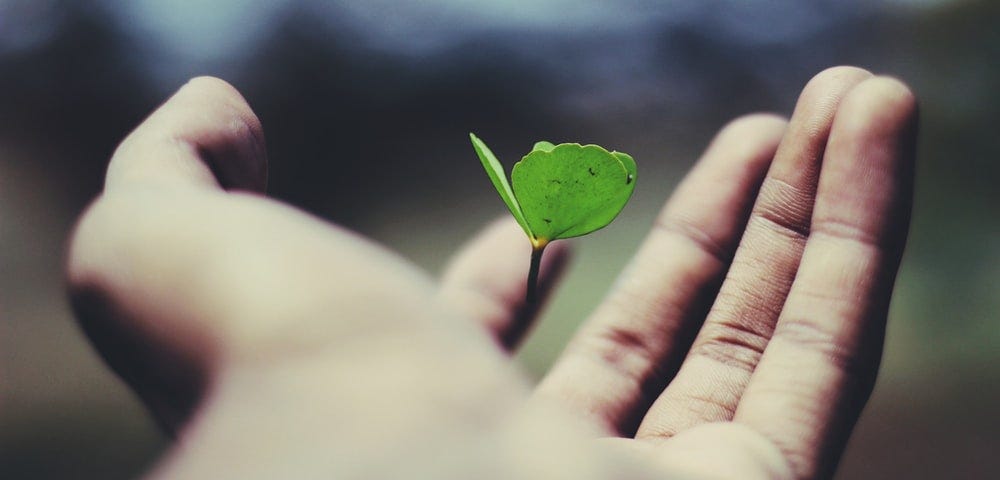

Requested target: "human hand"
[
  {"left": 531, "top": 66, "right": 917, "bottom": 479},
  {"left": 67, "top": 66, "right": 917, "bottom": 479}
]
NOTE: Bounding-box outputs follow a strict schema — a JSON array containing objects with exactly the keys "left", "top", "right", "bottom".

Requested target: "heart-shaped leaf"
[{"left": 512, "top": 143, "right": 636, "bottom": 241}]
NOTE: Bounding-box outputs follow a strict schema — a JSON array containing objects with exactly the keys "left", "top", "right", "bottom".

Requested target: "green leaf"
[
  {"left": 469, "top": 133, "right": 533, "bottom": 237},
  {"left": 511, "top": 143, "right": 636, "bottom": 241},
  {"left": 612, "top": 151, "right": 637, "bottom": 186},
  {"left": 532, "top": 141, "right": 556, "bottom": 153},
  {"left": 470, "top": 135, "right": 637, "bottom": 304}
]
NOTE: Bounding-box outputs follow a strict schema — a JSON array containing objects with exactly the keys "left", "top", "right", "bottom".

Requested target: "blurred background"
[{"left": 0, "top": 0, "right": 996, "bottom": 478}]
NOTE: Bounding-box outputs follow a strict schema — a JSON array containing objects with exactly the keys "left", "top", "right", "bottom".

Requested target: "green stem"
[{"left": 526, "top": 244, "right": 546, "bottom": 305}]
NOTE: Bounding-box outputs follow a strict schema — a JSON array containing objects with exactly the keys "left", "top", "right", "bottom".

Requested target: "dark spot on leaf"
[
  {"left": 550, "top": 179, "right": 562, "bottom": 185},
  {"left": 626, "top": 174, "right": 634, "bottom": 184},
  {"left": 588, "top": 167, "right": 596, "bottom": 176},
  {"left": 543, "top": 218, "right": 552, "bottom": 223}
]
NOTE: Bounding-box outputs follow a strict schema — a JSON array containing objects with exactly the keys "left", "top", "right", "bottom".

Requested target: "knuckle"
[
  {"left": 809, "top": 215, "right": 883, "bottom": 249},
  {"left": 771, "top": 318, "right": 874, "bottom": 383},
  {"left": 690, "top": 317, "right": 772, "bottom": 374},
  {"left": 593, "top": 323, "right": 661, "bottom": 373},
  {"left": 653, "top": 215, "right": 732, "bottom": 264},
  {"left": 752, "top": 176, "right": 814, "bottom": 241},
  {"left": 679, "top": 388, "right": 740, "bottom": 424},
  {"left": 730, "top": 425, "right": 802, "bottom": 480},
  {"left": 66, "top": 190, "right": 200, "bottom": 291},
  {"left": 66, "top": 198, "right": 107, "bottom": 289},
  {"left": 576, "top": 319, "right": 672, "bottom": 391},
  {"left": 66, "top": 195, "right": 130, "bottom": 288}
]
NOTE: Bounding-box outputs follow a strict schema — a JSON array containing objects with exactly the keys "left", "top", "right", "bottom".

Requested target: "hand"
[{"left": 67, "top": 66, "right": 917, "bottom": 479}]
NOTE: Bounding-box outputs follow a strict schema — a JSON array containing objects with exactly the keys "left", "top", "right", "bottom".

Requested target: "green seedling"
[{"left": 470, "top": 133, "right": 636, "bottom": 304}]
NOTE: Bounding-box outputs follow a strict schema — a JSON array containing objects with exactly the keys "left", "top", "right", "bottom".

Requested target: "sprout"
[{"left": 471, "top": 133, "right": 636, "bottom": 303}]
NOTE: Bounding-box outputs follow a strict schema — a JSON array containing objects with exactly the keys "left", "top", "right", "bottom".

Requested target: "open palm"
[{"left": 68, "top": 67, "right": 916, "bottom": 479}]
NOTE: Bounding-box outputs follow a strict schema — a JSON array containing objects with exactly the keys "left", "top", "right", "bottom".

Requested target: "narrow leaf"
[{"left": 469, "top": 133, "right": 533, "bottom": 237}]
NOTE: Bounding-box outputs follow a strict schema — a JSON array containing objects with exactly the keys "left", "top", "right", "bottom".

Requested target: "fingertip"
[
  {"left": 684, "top": 112, "right": 788, "bottom": 202},
  {"left": 813, "top": 76, "right": 919, "bottom": 250},
  {"left": 870, "top": 75, "right": 918, "bottom": 110},
  {"left": 107, "top": 76, "right": 268, "bottom": 193},
  {"left": 830, "top": 75, "right": 919, "bottom": 181},
  {"left": 790, "top": 66, "right": 874, "bottom": 139},
  {"left": 836, "top": 76, "right": 919, "bottom": 141},
  {"left": 811, "top": 65, "right": 874, "bottom": 81},
  {"left": 179, "top": 76, "right": 267, "bottom": 138},
  {"left": 171, "top": 76, "right": 268, "bottom": 192},
  {"left": 801, "top": 66, "right": 874, "bottom": 100},
  {"left": 182, "top": 76, "right": 248, "bottom": 103},
  {"left": 708, "top": 113, "right": 788, "bottom": 170},
  {"left": 717, "top": 113, "right": 788, "bottom": 140}
]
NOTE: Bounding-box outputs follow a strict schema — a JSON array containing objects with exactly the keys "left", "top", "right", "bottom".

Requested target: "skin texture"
[{"left": 63, "top": 66, "right": 917, "bottom": 479}]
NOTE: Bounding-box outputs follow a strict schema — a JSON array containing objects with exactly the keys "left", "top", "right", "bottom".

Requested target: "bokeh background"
[{"left": 0, "top": 0, "right": 996, "bottom": 478}]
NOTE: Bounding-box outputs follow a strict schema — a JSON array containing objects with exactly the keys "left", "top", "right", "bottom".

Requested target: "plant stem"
[{"left": 526, "top": 243, "right": 546, "bottom": 305}]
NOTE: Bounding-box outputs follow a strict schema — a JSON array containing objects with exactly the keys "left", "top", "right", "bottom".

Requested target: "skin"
[{"left": 64, "top": 65, "right": 917, "bottom": 479}]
